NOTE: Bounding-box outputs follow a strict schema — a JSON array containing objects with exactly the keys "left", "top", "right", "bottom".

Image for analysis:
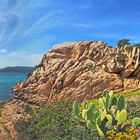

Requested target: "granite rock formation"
[
  {"left": 0, "top": 41, "right": 140, "bottom": 139},
  {"left": 12, "top": 41, "right": 140, "bottom": 105}
]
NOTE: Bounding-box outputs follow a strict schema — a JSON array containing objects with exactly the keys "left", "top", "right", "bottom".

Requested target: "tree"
[
  {"left": 133, "top": 43, "right": 140, "bottom": 48},
  {"left": 117, "top": 39, "right": 130, "bottom": 48}
]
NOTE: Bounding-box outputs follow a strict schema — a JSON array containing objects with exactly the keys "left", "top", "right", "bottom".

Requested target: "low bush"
[
  {"left": 85, "top": 63, "right": 96, "bottom": 70},
  {"left": 117, "top": 54, "right": 127, "bottom": 65},
  {"left": 15, "top": 100, "right": 98, "bottom": 140},
  {"left": 127, "top": 100, "right": 140, "bottom": 119},
  {"left": 133, "top": 43, "right": 140, "bottom": 48}
]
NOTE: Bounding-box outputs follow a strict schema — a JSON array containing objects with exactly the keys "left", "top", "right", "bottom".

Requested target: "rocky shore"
[{"left": 0, "top": 40, "right": 140, "bottom": 139}]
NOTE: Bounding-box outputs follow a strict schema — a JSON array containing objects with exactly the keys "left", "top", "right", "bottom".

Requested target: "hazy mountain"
[{"left": 0, "top": 66, "right": 33, "bottom": 73}]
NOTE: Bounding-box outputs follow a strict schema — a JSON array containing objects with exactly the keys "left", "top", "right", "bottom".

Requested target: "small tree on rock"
[
  {"left": 133, "top": 43, "right": 140, "bottom": 48},
  {"left": 117, "top": 39, "right": 130, "bottom": 48}
]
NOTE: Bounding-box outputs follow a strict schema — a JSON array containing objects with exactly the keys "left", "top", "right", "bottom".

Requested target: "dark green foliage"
[
  {"left": 117, "top": 54, "right": 127, "bottom": 65},
  {"left": 116, "top": 39, "right": 140, "bottom": 49},
  {"left": 112, "top": 97, "right": 117, "bottom": 106},
  {"left": 127, "top": 101, "right": 140, "bottom": 119},
  {"left": 133, "top": 43, "right": 140, "bottom": 48},
  {"left": 15, "top": 100, "right": 98, "bottom": 140},
  {"left": 15, "top": 120, "right": 33, "bottom": 140},
  {"left": 117, "top": 39, "right": 130, "bottom": 48},
  {"left": 102, "top": 91, "right": 107, "bottom": 98},
  {"left": 117, "top": 95, "right": 125, "bottom": 110},
  {"left": 73, "top": 101, "right": 80, "bottom": 115}
]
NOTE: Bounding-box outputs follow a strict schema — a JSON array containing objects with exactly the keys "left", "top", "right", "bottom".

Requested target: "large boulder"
[
  {"left": 123, "top": 45, "right": 140, "bottom": 78},
  {"left": 12, "top": 41, "right": 140, "bottom": 105}
]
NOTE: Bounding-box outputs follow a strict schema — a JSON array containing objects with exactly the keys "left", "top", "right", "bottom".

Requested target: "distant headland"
[{"left": 0, "top": 66, "right": 33, "bottom": 73}]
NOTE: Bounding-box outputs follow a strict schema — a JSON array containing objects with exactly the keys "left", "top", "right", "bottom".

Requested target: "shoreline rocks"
[{"left": 0, "top": 40, "right": 140, "bottom": 139}]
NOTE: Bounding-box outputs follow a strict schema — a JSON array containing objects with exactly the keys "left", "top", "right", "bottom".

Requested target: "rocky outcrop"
[
  {"left": 0, "top": 40, "right": 140, "bottom": 139},
  {"left": 123, "top": 45, "right": 140, "bottom": 78},
  {"left": 0, "top": 99, "right": 33, "bottom": 139},
  {"left": 12, "top": 41, "right": 140, "bottom": 105}
]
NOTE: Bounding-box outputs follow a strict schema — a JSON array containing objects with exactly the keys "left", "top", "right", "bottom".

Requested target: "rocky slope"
[
  {"left": 0, "top": 40, "right": 140, "bottom": 139},
  {"left": 12, "top": 41, "right": 140, "bottom": 104},
  {"left": 0, "top": 98, "right": 34, "bottom": 139}
]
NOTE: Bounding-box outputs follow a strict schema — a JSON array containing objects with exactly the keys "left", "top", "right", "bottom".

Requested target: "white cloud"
[
  {"left": 0, "top": 49, "right": 7, "bottom": 53},
  {"left": 0, "top": 51, "right": 43, "bottom": 68},
  {"left": 22, "top": 10, "right": 65, "bottom": 37}
]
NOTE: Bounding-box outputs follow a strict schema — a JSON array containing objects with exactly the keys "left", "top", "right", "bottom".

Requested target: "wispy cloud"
[
  {"left": 22, "top": 10, "right": 65, "bottom": 37},
  {"left": 0, "top": 51, "right": 42, "bottom": 68},
  {"left": 0, "top": 0, "right": 140, "bottom": 68}
]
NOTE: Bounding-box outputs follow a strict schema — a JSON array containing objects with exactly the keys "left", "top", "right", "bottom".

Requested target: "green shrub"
[
  {"left": 124, "top": 45, "right": 133, "bottom": 53},
  {"left": 85, "top": 63, "right": 96, "bottom": 70},
  {"left": 15, "top": 92, "right": 140, "bottom": 140},
  {"left": 117, "top": 54, "right": 127, "bottom": 65},
  {"left": 15, "top": 100, "right": 99, "bottom": 140},
  {"left": 133, "top": 43, "right": 140, "bottom": 48},
  {"left": 127, "top": 101, "right": 140, "bottom": 119},
  {"left": 117, "top": 39, "right": 130, "bottom": 48}
]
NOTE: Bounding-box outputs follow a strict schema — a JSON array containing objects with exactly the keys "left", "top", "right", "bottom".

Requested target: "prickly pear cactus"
[
  {"left": 98, "top": 98, "right": 105, "bottom": 109},
  {"left": 73, "top": 101, "right": 80, "bottom": 115},
  {"left": 72, "top": 91, "right": 140, "bottom": 139},
  {"left": 117, "top": 95, "right": 125, "bottom": 110},
  {"left": 117, "top": 109, "right": 127, "bottom": 125}
]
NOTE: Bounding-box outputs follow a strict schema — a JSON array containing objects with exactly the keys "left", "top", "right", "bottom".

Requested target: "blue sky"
[{"left": 0, "top": 0, "right": 140, "bottom": 68}]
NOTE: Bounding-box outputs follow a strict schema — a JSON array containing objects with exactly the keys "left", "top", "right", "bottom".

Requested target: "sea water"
[{"left": 0, "top": 73, "right": 27, "bottom": 102}]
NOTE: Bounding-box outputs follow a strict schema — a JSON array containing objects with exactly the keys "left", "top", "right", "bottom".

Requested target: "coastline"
[{"left": 0, "top": 72, "right": 27, "bottom": 107}]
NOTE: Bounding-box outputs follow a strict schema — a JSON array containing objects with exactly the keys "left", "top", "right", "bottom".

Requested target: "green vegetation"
[
  {"left": 115, "top": 88, "right": 140, "bottom": 97},
  {"left": 15, "top": 90, "right": 140, "bottom": 140},
  {"left": 15, "top": 100, "right": 98, "bottom": 140},
  {"left": 133, "top": 43, "right": 140, "bottom": 48},
  {"left": 117, "top": 39, "right": 140, "bottom": 49},
  {"left": 85, "top": 63, "right": 96, "bottom": 70},
  {"left": 73, "top": 91, "right": 140, "bottom": 139},
  {"left": 117, "top": 54, "right": 127, "bottom": 65},
  {"left": 117, "top": 39, "right": 130, "bottom": 48},
  {"left": 127, "top": 100, "right": 140, "bottom": 119}
]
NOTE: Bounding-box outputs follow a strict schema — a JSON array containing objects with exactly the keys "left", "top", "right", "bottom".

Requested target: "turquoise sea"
[{"left": 0, "top": 73, "right": 27, "bottom": 102}]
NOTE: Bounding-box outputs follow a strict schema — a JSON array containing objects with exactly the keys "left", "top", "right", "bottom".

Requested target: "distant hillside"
[{"left": 0, "top": 66, "right": 33, "bottom": 73}]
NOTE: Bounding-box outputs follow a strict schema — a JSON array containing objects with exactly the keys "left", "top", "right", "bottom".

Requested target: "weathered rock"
[
  {"left": 1, "top": 40, "right": 140, "bottom": 140},
  {"left": 123, "top": 45, "right": 140, "bottom": 77},
  {"left": 12, "top": 41, "right": 140, "bottom": 105}
]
